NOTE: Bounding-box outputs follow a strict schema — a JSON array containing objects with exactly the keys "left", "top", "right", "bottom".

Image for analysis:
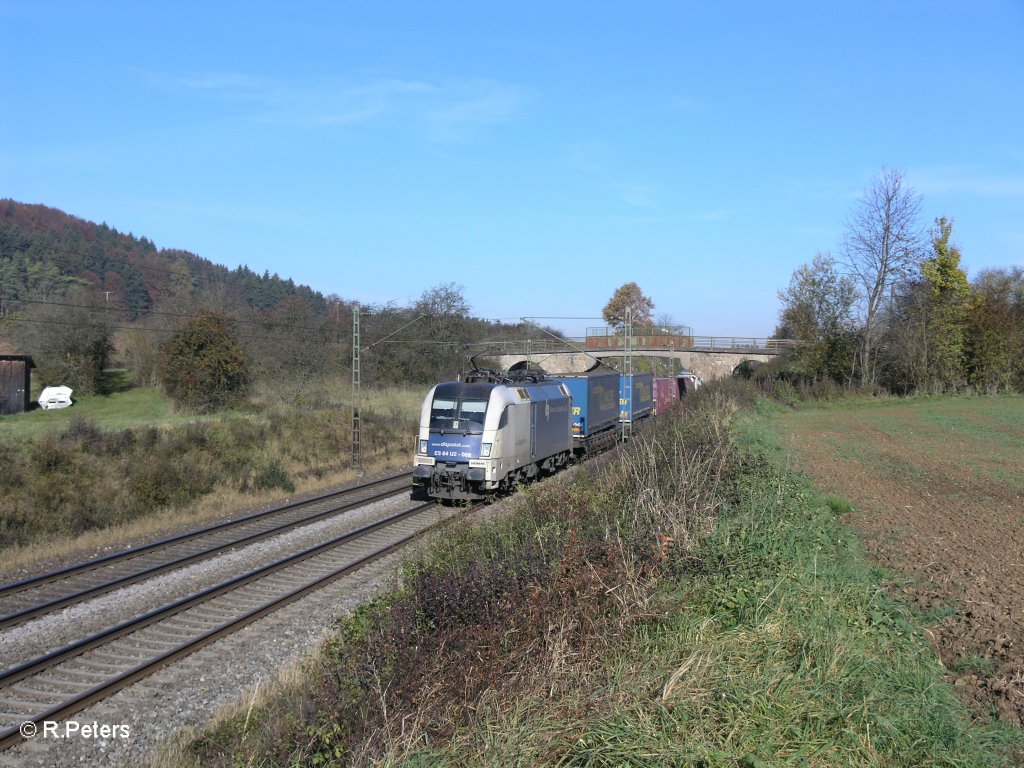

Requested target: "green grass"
[
  {"left": 164, "top": 390, "right": 1020, "bottom": 768},
  {"left": 779, "top": 394, "right": 1024, "bottom": 494},
  {"left": 0, "top": 386, "right": 210, "bottom": 440}
]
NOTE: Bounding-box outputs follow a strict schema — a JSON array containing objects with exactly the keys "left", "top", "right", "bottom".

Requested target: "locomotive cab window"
[
  {"left": 459, "top": 399, "right": 487, "bottom": 422},
  {"left": 430, "top": 398, "right": 457, "bottom": 423},
  {"left": 430, "top": 397, "right": 488, "bottom": 433}
]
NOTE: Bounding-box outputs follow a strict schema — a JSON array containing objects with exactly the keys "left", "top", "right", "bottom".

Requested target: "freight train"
[{"left": 412, "top": 368, "right": 685, "bottom": 501}]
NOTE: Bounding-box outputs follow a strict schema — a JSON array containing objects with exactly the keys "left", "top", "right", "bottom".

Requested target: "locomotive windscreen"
[
  {"left": 429, "top": 397, "right": 488, "bottom": 434},
  {"left": 430, "top": 398, "right": 457, "bottom": 421}
]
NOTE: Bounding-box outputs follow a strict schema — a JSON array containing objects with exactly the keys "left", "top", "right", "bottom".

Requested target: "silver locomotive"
[{"left": 412, "top": 370, "right": 573, "bottom": 500}]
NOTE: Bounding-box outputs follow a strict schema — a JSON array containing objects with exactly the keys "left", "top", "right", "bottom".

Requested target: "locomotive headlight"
[
  {"left": 480, "top": 442, "right": 492, "bottom": 458},
  {"left": 418, "top": 439, "right": 428, "bottom": 455}
]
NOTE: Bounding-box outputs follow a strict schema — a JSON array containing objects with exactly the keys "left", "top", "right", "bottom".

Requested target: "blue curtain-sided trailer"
[
  {"left": 619, "top": 372, "right": 654, "bottom": 423},
  {"left": 551, "top": 372, "right": 619, "bottom": 439}
]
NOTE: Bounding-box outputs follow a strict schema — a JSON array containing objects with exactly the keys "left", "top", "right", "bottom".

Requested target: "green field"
[
  {"left": 0, "top": 386, "right": 209, "bottom": 440},
  {"left": 773, "top": 394, "right": 1024, "bottom": 495}
]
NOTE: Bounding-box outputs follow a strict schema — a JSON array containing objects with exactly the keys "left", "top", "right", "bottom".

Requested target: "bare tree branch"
[{"left": 840, "top": 168, "right": 924, "bottom": 385}]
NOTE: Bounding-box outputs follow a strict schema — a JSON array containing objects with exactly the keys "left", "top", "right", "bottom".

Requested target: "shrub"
[
  {"left": 60, "top": 415, "right": 104, "bottom": 450},
  {"left": 251, "top": 459, "right": 295, "bottom": 493},
  {"left": 160, "top": 309, "right": 250, "bottom": 413}
]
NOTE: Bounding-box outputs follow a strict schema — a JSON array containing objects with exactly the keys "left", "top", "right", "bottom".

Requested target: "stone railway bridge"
[{"left": 492, "top": 333, "right": 795, "bottom": 382}]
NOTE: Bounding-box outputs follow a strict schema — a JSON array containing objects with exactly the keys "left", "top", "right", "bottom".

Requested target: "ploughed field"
[{"left": 775, "top": 396, "right": 1024, "bottom": 726}]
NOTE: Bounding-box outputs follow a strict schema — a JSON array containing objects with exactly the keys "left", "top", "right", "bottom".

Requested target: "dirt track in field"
[{"left": 775, "top": 397, "right": 1024, "bottom": 728}]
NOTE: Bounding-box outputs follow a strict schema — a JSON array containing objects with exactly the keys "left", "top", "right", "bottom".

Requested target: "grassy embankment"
[
  {"left": 0, "top": 380, "right": 423, "bottom": 573},
  {"left": 163, "top": 386, "right": 1020, "bottom": 767}
]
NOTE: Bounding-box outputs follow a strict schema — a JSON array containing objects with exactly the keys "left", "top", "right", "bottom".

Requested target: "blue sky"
[{"left": 2, "top": 1, "right": 1022, "bottom": 338}]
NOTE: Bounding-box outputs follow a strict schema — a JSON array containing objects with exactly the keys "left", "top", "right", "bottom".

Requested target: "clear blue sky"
[{"left": 3, "top": 1, "right": 1022, "bottom": 338}]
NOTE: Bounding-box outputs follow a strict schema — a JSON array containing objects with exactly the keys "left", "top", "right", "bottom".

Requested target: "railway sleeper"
[
  {"left": 3, "top": 685, "right": 64, "bottom": 703},
  {"left": 36, "top": 668, "right": 110, "bottom": 683},
  {"left": 85, "top": 648, "right": 154, "bottom": 663},
  {"left": 13, "top": 677, "right": 83, "bottom": 695},
  {"left": 74, "top": 659, "right": 139, "bottom": 673}
]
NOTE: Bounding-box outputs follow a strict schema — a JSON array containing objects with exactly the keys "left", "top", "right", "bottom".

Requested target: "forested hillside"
[
  {"left": 0, "top": 200, "right": 548, "bottom": 401},
  {"left": 0, "top": 200, "right": 328, "bottom": 321}
]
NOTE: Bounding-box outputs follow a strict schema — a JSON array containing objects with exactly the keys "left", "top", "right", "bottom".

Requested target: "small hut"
[{"left": 0, "top": 355, "right": 36, "bottom": 416}]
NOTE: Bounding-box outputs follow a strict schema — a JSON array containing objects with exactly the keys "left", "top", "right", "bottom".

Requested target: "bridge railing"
[
  {"left": 689, "top": 337, "right": 799, "bottom": 352},
  {"left": 480, "top": 336, "right": 799, "bottom": 356},
  {"left": 586, "top": 325, "right": 694, "bottom": 337},
  {"left": 471, "top": 338, "right": 587, "bottom": 355}
]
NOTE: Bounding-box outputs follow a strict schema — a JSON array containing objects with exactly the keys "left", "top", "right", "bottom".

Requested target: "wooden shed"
[{"left": 0, "top": 355, "right": 36, "bottom": 416}]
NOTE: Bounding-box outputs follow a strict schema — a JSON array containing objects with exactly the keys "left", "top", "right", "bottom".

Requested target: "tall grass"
[
  {"left": 163, "top": 384, "right": 1019, "bottom": 767},
  {"left": 0, "top": 384, "right": 424, "bottom": 564},
  {"left": 536, "top": 415, "right": 1017, "bottom": 767}
]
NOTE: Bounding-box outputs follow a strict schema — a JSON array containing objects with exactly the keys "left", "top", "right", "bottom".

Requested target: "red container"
[{"left": 653, "top": 377, "right": 680, "bottom": 415}]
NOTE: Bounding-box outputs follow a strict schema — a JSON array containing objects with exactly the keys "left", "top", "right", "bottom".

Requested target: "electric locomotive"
[{"left": 412, "top": 370, "right": 572, "bottom": 500}]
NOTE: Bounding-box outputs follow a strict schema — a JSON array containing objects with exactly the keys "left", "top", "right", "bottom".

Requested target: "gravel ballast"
[{"left": 0, "top": 493, "right": 462, "bottom": 768}]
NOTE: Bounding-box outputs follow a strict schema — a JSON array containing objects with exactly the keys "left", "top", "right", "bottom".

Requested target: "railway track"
[
  {"left": 0, "top": 471, "right": 414, "bottom": 629},
  {"left": 0, "top": 497, "right": 470, "bottom": 751}
]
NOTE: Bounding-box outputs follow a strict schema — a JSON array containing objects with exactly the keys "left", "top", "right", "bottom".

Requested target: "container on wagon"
[
  {"left": 653, "top": 377, "right": 679, "bottom": 415},
  {"left": 619, "top": 372, "right": 654, "bottom": 423},
  {"left": 551, "top": 372, "right": 619, "bottom": 438}
]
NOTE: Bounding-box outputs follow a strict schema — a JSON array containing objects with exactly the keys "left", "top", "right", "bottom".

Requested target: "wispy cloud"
[
  {"left": 777, "top": 176, "right": 863, "bottom": 203},
  {"left": 788, "top": 224, "right": 837, "bottom": 239},
  {"left": 689, "top": 209, "right": 732, "bottom": 222},
  {"left": 423, "top": 81, "right": 533, "bottom": 142},
  {"left": 176, "top": 73, "right": 266, "bottom": 92},
  {"left": 667, "top": 96, "right": 704, "bottom": 113},
  {"left": 910, "top": 165, "right": 1024, "bottom": 199},
  {"left": 151, "top": 70, "right": 530, "bottom": 140},
  {"left": 277, "top": 79, "right": 436, "bottom": 127},
  {"left": 609, "top": 182, "right": 658, "bottom": 208},
  {"left": 560, "top": 140, "right": 611, "bottom": 172}
]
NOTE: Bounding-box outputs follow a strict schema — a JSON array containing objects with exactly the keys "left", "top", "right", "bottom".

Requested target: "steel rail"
[
  {"left": 0, "top": 471, "right": 413, "bottom": 627},
  {"left": 0, "top": 499, "right": 434, "bottom": 688},
  {"left": 0, "top": 470, "right": 412, "bottom": 597},
  {"left": 0, "top": 500, "right": 467, "bottom": 752}
]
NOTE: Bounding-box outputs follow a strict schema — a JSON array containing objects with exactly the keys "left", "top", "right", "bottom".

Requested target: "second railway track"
[
  {"left": 0, "top": 471, "right": 414, "bottom": 629},
  {"left": 0, "top": 496, "right": 470, "bottom": 752}
]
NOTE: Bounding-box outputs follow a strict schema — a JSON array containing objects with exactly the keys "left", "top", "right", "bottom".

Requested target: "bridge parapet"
[
  {"left": 480, "top": 336, "right": 796, "bottom": 356},
  {"left": 689, "top": 337, "right": 797, "bottom": 353}
]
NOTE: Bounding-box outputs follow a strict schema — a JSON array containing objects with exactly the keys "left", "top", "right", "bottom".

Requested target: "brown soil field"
[{"left": 775, "top": 396, "right": 1024, "bottom": 728}]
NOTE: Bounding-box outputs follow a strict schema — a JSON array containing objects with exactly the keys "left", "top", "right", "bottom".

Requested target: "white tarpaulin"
[{"left": 38, "top": 385, "right": 73, "bottom": 410}]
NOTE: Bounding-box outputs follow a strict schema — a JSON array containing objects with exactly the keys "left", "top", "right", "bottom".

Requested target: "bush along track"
[
  {"left": 174, "top": 389, "right": 1019, "bottom": 768},
  {"left": 0, "top": 399, "right": 418, "bottom": 554}
]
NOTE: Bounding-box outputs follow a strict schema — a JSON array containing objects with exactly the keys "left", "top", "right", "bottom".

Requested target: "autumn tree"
[
  {"left": 873, "top": 277, "right": 931, "bottom": 394},
  {"left": 965, "top": 267, "right": 1024, "bottom": 392},
  {"left": 920, "top": 217, "right": 970, "bottom": 389},
  {"left": 603, "top": 282, "right": 654, "bottom": 329},
  {"left": 360, "top": 284, "right": 473, "bottom": 386},
  {"left": 160, "top": 309, "right": 249, "bottom": 412},
  {"left": 841, "top": 169, "right": 924, "bottom": 385},
  {"left": 414, "top": 282, "right": 472, "bottom": 379},
  {"left": 243, "top": 295, "right": 340, "bottom": 394},
  {"left": 8, "top": 287, "right": 112, "bottom": 394},
  {"left": 775, "top": 253, "right": 858, "bottom": 382}
]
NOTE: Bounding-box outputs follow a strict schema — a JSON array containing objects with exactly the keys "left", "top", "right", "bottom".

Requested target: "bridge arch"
[
  {"left": 493, "top": 335, "right": 791, "bottom": 382},
  {"left": 731, "top": 359, "right": 765, "bottom": 379},
  {"left": 497, "top": 350, "right": 779, "bottom": 382}
]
